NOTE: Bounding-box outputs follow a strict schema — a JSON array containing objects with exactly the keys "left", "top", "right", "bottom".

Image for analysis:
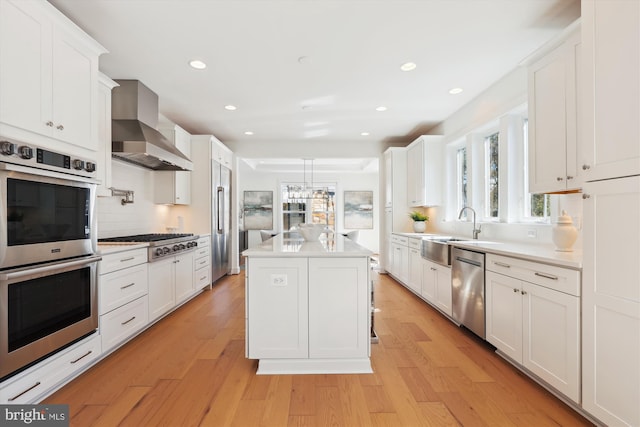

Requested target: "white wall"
[{"left": 237, "top": 160, "right": 380, "bottom": 253}]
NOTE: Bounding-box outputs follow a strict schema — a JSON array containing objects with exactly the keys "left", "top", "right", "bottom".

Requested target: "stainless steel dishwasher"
[{"left": 451, "top": 247, "right": 486, "bottom": 339}]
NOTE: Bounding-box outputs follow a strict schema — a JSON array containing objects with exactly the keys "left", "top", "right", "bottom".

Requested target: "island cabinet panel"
[
  {"left": 246, "top": 258, "right": 309, "bottom": 359},
  {"left": 308, "top": 258, "right": 369, "bottom": 358}
]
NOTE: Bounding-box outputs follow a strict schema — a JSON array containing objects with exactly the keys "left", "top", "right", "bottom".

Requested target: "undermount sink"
[{"left": 421, "top": 236, "right": 471, "bottom": 265}]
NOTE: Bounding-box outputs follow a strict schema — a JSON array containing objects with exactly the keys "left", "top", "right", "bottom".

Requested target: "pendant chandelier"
[{"left": 285, "top": 159, "right": 327, "bottom": 201}]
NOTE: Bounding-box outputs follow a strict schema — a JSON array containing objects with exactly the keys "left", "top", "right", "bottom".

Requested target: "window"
[
  {"left": 456, "top": 146, "right": 468, "bottom": 219},
  {"left": 523, "top": 119, "right": 551, "bottom": 221},
  {"left": 484, "top": 132, "right": 499, "bottom": 219},
  {"left": 281, "top": 183, "right": 335, "bottom": 230}
]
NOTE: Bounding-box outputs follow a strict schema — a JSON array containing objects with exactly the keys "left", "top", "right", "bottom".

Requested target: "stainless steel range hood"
[{"left": 111, "top": 80, "right": 193, "bottom": 171}]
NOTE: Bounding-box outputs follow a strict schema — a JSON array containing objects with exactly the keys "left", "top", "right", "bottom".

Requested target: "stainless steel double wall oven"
[{"left": 0, "top": 138, "right": 100, "bottom": 379}]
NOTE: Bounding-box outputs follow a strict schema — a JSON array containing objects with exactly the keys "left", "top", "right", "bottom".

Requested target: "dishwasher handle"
[{"left": 455, "top": 256, "right": 483, "bottom": 268}]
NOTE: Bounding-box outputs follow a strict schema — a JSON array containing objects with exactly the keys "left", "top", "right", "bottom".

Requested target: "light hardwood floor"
[{"left": 44, "top": 269, "right": 594, "bottom": 426}]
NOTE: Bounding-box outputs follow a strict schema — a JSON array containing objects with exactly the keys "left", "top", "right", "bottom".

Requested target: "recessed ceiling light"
[
  {"left": 244, "top": 131, "right": 254, "bottom": 135},
  {"left": 375, "top": 106, "right": 387, "bottom": 112},
  {"left": 400, "top": 62, "right": 417, "bottom": 71},
  {"left": 361, "top": 132, "right": 370, "bottom": 136},
  {"left": 224, "top": 105, "right": 237, "bottom": 111},
  {"left": 449, "top": 87, "right": 463, "bottom": 95},
  {"left": 189, "top": 59, "right": 207, "bottom": 70}
]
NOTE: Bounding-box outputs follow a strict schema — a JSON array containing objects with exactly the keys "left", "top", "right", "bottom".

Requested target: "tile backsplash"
[{"left": 96, "top": 160, "right": 173, "bottom": 238}]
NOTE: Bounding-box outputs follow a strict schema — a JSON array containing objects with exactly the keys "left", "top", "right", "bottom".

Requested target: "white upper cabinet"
[
  {"left": 96, "top": 74, "right": 118, "bottom": 197},
  {"left": 0, "top": 0, "right": 106, "bottom": 152},
  {"left": 527, "top": 24, "right": 581, "bottom": 193},
  {"left": 406, "top": 136, "right": 443, "bottom": 206},
  {"left": 212, "top": 137, "right": 233, "bottom": 170},
  {"left": 581, "top": 0, "right": 640, "bottom": 181},
  {"left": 155, "top": 124, "right": 191, "bottom": 205}
]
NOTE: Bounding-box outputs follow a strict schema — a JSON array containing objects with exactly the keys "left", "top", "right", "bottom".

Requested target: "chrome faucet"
[{"left": 458, "top": 207, "right": 481, "bottom": 239}]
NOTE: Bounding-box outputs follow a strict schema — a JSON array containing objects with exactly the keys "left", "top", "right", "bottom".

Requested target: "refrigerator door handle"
[{"left": 217, "top": 186, "right": 224, "bottom": 233}]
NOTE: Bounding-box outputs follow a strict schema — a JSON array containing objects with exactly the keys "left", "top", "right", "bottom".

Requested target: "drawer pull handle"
[
  {"left": 120, "top": 257, "right": 135, "bottom": 262},
  {"left": 121, "top": 316, "right": 136, "bottom": 325},
  {"left": 120, "top": 282, "right": 135, "bottom": 290},
  {"left": 495, "top": 262, "right": 511, "bottom": 268},
  {"left": 430, "top": 267, "right": 437, "bottom": 271},
  {"left": 200, "top": 276, "right": 207, "bottom": 281},
  {"left": 70, "top": 350, "right": 93, "bottom": 364},
  {"left": 199, "top": 260, "right": 206, "bottom": 265},
  {"left": 8, "top": 382, "right": 41, "bottom": 401},
  {"left": 535, "top": 272, "right": 558, "bottom": 280}
]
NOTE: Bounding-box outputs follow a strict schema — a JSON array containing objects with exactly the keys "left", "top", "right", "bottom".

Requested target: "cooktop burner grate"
[{"left": 99, "top": 233, "right": 194, "bottom": 243}]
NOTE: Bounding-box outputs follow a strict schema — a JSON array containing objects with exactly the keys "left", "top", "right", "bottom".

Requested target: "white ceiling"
[{"left": 49, "top": 0, "right": 579, "bottom": 172}]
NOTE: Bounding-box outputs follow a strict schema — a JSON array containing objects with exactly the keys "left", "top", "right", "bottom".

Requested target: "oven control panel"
[{"left": 0, "top": 140, "right": 97, "bottom": 178}]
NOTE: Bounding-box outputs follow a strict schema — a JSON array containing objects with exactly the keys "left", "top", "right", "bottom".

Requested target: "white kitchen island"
[{"left": 243, "top": 234, "right": 373, "bottom": 375}]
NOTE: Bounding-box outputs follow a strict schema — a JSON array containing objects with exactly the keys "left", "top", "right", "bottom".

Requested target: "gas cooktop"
[{"left": 99, "top": 233, "right": 199, "bottom": 261}]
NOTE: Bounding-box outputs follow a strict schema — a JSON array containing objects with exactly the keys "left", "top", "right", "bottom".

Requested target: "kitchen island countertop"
[{"left": 242, "top": 234, "right": 373, "bottom": 258}]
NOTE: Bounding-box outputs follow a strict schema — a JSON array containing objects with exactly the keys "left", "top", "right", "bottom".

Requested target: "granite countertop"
[
  {"left": 243, "top": 234, "right": 372, "bottom": 257},
  {"left": 392, "top": 232, "right": 582, "bottom": 270}
]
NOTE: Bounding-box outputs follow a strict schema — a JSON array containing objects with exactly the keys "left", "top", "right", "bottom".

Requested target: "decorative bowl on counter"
[{"left": 295, "top": 223, "right": 326, "bottom": 241}]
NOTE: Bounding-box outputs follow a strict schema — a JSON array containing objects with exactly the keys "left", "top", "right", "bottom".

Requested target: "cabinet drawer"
[
  {"left": 0, "top": 334, "right": 101, "bottom": 404},
  {"left": 408, "top": 238, "right": 422, "bottom": 250},
  {"left": 195, "top": 245, "right": 210, "bottom": 259},
  {"left": 486, "top": 254, "right": 580, "bottom": 296},
  {"left": 195, "top": 266, "right": 211, "bottom": 289},
  {"left": 100, "top": 248, "right": 148, "bottom": 275},
  {"left": 100, "top": 296, "right": 148, "bottom": 352},
  {"left": 194, "top": 255, "right": 210, "bottom": 270},
  {"left": 99, "top": 264, "right": 148, "bottom": 314},
  {"left": 391, "top": 234, "right": 409, "bottom": 245}
]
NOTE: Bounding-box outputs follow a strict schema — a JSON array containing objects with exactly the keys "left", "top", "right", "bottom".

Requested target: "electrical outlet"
[
  {"left": 527, "top": 229, "right": 537, "bottom": 238},
  {"left": 271, "top": 274, "right": 287, "bottom": 287}
]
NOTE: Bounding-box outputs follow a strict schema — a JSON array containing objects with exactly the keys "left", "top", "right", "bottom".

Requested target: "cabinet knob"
[
  {"left": 513, "top": 288, "right": 518, "bottom": 293},
  {"left": 582, "top": 193, "right": 591, "bottom": 199},
  {"left": 556, "top": 177, "right": 564, "bottom": 181},
  {"left": 521, "top": 290, "right": 527, "bottom": 295},
  {"left": 566, "top": 176, "right": 574, "bottom": 180},
  {"left": 582, "top": 164, "right": 591, "bottom": 170},
  {"left": 45, "top": 121, "right": 54, "bottom": 127},
  {"left": 56, "top": 124, "right": 64, "bottom": 130}
]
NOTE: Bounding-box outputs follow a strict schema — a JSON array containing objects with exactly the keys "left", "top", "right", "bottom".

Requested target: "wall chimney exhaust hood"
[{"left": 111, "top": 80, "right": 193, "bottom": 171}]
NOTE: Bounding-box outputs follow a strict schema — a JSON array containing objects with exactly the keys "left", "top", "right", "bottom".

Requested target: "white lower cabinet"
[
  {"left": 174, "top": 251, "right": 195, "bottom": 304},
  {"left": 99, "top": 248, "right": 149, "bottom": 353},
  {"left": 308, "top": 258, "right": 369, "bottom": 358},
  {"left": 247, "top": 258, "right": 309, "bottom": 359},
  {"left": 421, "top": 259, "right": 452, "bottom": 317},
  {"left": 194, "top": 235, "right": 211, "bottom": 290},
  {"left": 407, "top": 238, "right": 422, "bottom": 294},
  {"left": 581, "top": 176, "right": 640, "bottom": 426},
  {"left": 390, "top": 234, "right": 409, "bottom": 284},
  {"left": 0, "top": 334, "right": 101, "bottom": 404},
  {"left": 246, "top": 256, "right": 370, "bottom": 363},
  {"left": 100, "top": 296, "right": 148, "bottom": 352},
  {"left": 148, "top": 251, "right": 195, "bottom": 321},
  {"left": 486, "top": 254, "right": 580, "bottom": 403}
]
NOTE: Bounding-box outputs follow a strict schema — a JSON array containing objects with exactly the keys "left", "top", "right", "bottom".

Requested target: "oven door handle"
[{"left": 0, "top": 255, "right": 102, "bottom": 280}]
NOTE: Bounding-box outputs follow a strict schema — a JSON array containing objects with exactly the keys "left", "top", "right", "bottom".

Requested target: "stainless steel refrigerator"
[{"left": 211, "top": 161, "right": 231, "bottom": 283}]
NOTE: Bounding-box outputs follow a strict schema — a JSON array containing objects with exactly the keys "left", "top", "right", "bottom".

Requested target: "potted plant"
[{"left": 409, "top": 211, "right": 429, "bottom": 232}]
